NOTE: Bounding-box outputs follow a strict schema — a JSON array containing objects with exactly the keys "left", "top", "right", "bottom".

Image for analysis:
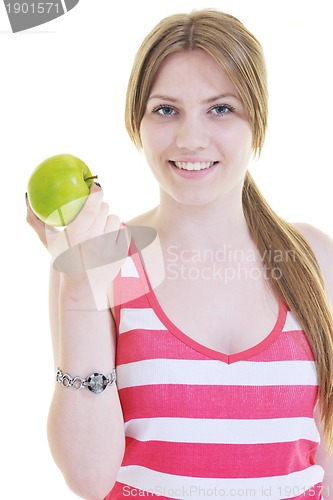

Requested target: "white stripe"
[
  {"left": 120, "top": 307, "right": 303, "bottom": 334},
  {"left": 116, "top": 464, "right": 324, "bottom": 499},
  {"left": 121, "top": 257, "right": 139, "bottom": 278},
  {"left": 119, "top": 308, "right": 168, "bottom": 334},
  {"left": 283, "top": 311, "right": 302, "bottom": 332},
  {"left": 124, "top": 416, "right": 319, "bottom": 444},
  {"left": 116, "top": 358, "right": 318, "bottom": 388}
]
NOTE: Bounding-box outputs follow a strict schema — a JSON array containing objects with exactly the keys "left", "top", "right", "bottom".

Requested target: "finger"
[
  {"left": 66, "top": 201, "right": 109, "bottom": 248},
  {"left": 90, "top": 182, "right": 101, "bottom": 193},
  {"left": 87, "top": 201, "right": 110, "bottom": 237},
  {"left": 104, "top": 214, "right": 121, "bottom": 234}
]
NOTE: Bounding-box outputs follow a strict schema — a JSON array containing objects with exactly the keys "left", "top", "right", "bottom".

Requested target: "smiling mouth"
[{"left": 170, "top": 161, "right": 218, "bottom": 171}]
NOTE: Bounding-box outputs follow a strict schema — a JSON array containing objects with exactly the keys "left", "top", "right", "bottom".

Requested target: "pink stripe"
[
  {"left": 116, "top": 328, "right": 315, "bottom": 365},
  {"left": 114, "top": 277, "right": 151, "bottom": 308},
  {"left": 121, "top": 438, "right": 318, "bottom": 478},
  {"left": 119, "top": 385, "right": 318, "bottom": 420},
  {"left": 254, "top": 330, "right": 315, "bottom": 362},
  {"left": 116, "top": 330, "right": 209, "bottom": 364}
]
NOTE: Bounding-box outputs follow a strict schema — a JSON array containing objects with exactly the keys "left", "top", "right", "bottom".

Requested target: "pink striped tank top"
[{"left": 106, "top": 246, "right": 324, "bottom": 499}]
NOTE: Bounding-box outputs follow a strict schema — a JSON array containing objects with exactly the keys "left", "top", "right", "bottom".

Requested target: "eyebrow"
[{"left": 147, "top": 93, "right": 240, "bottom": 103}]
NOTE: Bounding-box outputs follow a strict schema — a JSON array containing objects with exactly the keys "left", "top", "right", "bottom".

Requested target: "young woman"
[{"left": 27, "top": 9, "right": 333, "bottom": 500}]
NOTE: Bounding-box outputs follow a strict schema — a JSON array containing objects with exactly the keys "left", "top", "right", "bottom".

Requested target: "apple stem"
[{"left": 84, "top": 175, "right": 98, "bottom": 181}]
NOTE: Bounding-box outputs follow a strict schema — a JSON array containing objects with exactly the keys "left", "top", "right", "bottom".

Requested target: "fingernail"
[
  {"left": 94, "top": 182, "right": 102, "bottom": 188},
  {"left": 25, "top": 192, "right": 29, "bottom": 207}
]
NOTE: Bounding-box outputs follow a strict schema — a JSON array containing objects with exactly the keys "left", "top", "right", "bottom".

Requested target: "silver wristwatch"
[{"left": 56, "top": 367, "right": 116, "bottom": 394}]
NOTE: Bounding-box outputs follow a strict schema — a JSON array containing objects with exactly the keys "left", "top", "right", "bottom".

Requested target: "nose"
[{"left": 175, "top": 116, "right": 210, "bottom": 150}]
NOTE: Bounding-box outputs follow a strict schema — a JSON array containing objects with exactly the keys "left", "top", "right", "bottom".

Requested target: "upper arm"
[
  {"left": 294, "top": 223, "right": 333, "bottom": 485},
  {"left": 314, "top": 403, "right": 333, "bottom": 491}
]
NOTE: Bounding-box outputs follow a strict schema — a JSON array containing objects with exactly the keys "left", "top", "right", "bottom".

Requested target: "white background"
[{"left": 0, "top": 0, "right": 332, "bottom": 498}]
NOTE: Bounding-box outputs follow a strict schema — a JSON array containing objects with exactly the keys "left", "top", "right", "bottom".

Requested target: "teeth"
[{"left": 173, "top": 161, "right": 215, "bottom": 171}]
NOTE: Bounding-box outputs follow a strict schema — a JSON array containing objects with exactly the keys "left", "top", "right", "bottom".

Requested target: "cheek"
[
  {"left": 139, "top": 118, "right": 149, "bottom": 150},
  {"left": 140, "top": 119, "right": 157, "bottom": 152},
  {"left": 140, "top": 119, "right": 174, "bottom": 158},
  {"left": 220, "top": 121, "right": 253, "bottom": 157}
]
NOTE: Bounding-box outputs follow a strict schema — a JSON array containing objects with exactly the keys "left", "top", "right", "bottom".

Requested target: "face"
[{"left": 140, "top": 49, "right": 253, "bottom": 208}]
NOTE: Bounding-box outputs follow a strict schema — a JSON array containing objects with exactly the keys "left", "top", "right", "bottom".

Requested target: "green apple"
[{"left": 27, "top": 154, "right": 97, "bottom": 226}]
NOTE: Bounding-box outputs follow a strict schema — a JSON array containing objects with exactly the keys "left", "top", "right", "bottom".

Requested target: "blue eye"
[
  {"left": 211, "top": 105, "right": 236, "bottom": 116},
  {"left": 152, "top": 105, "right": 177, "bottom": 116}
]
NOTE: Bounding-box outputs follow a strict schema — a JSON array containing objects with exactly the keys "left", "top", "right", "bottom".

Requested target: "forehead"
[{"left": 149, "top": 49, "right": 238, "bottom": 98}]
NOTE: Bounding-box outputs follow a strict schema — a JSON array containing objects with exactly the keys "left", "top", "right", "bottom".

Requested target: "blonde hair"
[{"left": 125, "top": 9, "right": 333, "bottom": 448}]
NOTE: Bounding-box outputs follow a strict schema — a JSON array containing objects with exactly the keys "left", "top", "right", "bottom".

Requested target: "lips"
[{"left": 170, "top": 161, "right": 218, "bottom": 171}]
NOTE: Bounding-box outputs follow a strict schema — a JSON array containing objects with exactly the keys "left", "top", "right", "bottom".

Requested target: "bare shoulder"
[
  {"left": 292, "top": 222, "right": 333, "bottom": 265},
  {"left": 125, "top": 207, "right": 158, "bottom": 228},
  {"left": 292, "top": 222, "right": 333, "bottom": 300}
]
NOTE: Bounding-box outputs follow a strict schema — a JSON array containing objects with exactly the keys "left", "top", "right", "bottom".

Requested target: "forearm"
[
  {"left": 322, "top": 451, "right": 333, "bottom": 499},
  {"left": 314, "top": 403, "right": 333, "bottom": 499},
  {"left": 49, "top": 265, "right": 60, "bottom": 368},
  {"left": 47, "top": 272, "right": 124, "bottom": 499}
]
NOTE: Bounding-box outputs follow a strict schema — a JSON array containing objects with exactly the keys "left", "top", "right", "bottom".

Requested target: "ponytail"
[{"left": 243, "top": 171, "right": 333, "bottom": 449}]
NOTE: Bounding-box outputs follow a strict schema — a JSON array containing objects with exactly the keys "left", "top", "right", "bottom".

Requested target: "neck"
[{"left": 152, "top": 186, "right": 252, "bottom": 251}]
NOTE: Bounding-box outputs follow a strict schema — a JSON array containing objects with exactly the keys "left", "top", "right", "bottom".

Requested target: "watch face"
[{"left": 87, "top": 373, "right": 107, "bottom": 394}]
